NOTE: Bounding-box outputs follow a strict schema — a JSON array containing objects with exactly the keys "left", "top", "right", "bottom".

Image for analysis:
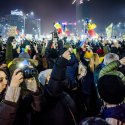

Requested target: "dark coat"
[
  {"left": 0, "top": 89, "right": 43, "bottom": 125},
  {"left": 78, "top": 51, "right": 99, "bottom": 118},
  {"left": 41, "top": 57, "right": 77, "bottom": 125},
  {"left": 66, "top": 53, "right": 78, "bottom": 89},
  {"left": 0, "top": 99, "right": 18, "bottom": 125}
]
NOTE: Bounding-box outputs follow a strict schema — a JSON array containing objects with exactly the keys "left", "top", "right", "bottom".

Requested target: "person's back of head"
[
  {"left": 98, "top": 75, "right": 125, "bottom": 104},
  {"left": 18, "top": 52, "right": 30, "bottom": 59},
  {"left": 103, "top": 53, "right": 119, "bottom": 65},
  {"left": 6, "top": 36, "right": 15, "bottom": 43}
]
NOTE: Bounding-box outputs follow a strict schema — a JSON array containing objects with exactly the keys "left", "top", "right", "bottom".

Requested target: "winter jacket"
[
  {"left": 79, "top": 51, "right": 99, "bottom": 117},
  {"left": 0, "top": 87, "right": 21, "bottom": 125},
  {"left": 0, "top": 87, "right": 43, "bottom": 125},
  {"left": 41, "top": 57, "right": 77, "bottom": 125},
  {"left": 13, "top": 90, "right": 43, "bottom": 125},
  {"left": 0, "top": 99, "right": 18, "bottom": 125},
  {"left": 66, "top": 53, "right": 78, "bottom": 89},
  {"left": 99, "top": 61, "right": 125, "bottom": 83}
]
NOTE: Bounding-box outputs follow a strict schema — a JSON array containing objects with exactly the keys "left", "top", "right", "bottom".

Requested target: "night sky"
[{"left": 0, "top": 0, "right": 125, "bottom": 33}]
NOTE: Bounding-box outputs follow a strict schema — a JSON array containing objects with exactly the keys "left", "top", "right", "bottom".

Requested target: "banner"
[
  {"left": 7, "top": 26, "right": 18, "bottom": 37},
  {"left": 106, "top": 23, "right": 113, "bottom": 38}
]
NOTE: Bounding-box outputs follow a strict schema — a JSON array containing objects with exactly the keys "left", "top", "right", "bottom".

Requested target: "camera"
[
  {"left": 18, "top": 59, "right": 38, "bottom": 78},
  {"left": 22, "top": 66, "right": 38, "bottom": 78}
]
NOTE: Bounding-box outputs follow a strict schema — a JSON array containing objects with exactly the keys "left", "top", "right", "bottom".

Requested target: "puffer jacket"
[{"left": 99, "top": 60, "right": 125, "bottom": 83}]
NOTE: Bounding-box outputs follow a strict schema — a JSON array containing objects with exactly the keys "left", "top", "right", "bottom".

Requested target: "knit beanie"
[
  {"left": 98, "top": 75, "right": 125, "bottom": 104},
  {"left": 8, "top": 58, "right": 38, "bottom": 76},
  {"left": 103, "top": 53, "right": 119, "bottom": 65},
  {"left": 38, "top": 69, "right": 52, "bottom": 86},
  {"left": 84, "top": 50, "right": 93, "bottom": 59}
]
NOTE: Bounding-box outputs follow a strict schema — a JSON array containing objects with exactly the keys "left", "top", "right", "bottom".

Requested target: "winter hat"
[
  {"left": 79, "top": 117, "right": 109, "bottom": 125},
  {"left": 58, "top": 47, "right": 67, "bottom": 57},
  {"left": 65, "top": 43, "right": 71, "bottom": 49},
  {"left": 7, "top": 58, "right": 39, "bottom": 95},
  {"left": 38, "top": 69, "right": 52, "bottom": 86},
  {"left": 103, "top": 53, "right": 119, "bottom": 65},
  {"left": 84, "top": 50, "right": 93, "bottom": 60},
  {"left": 96, "top": 48, "right": 104, "bottom": 56},
  {"left": 8, "top": 58, "right": 38, "bottom": 76},
  {"left": 98, "top": 75, "right": 125, "bottom": 104}
]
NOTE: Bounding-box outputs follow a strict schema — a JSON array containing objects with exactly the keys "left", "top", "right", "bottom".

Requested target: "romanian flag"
[
  {"left": 88, "top": 30, "right": 96, "bottom": 37},
  {"left": 54, "top": 22, "right": 62, "bottom": 34},
  {"left": 54, "top": 22, "right": 61, "bottom": 29},
  {"left": 88, "top": 23, "right": 96, "bottom": 30},
  {"left": 62, "top": 25, "right": 70, "bottom": 35},
  {"left": 58, "top": 28, "right": 62, "bottom": 34},
  {"left": 87, "top": 22, "right": 98, "bottom": 38}
]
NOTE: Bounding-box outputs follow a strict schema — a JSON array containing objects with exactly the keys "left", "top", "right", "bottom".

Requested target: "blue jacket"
[{"left": 66, "top": 53, "right": 78, "bottom": 81}]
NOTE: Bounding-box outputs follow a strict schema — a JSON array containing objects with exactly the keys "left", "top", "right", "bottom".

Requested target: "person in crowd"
[
  {"left": 1, "top": 33, "right": 125, "bottom": 125},
  {"left": 0, "top": 57, "right": 43, "bottom": 125},
  {"left": 94, "top": 53, "right": 119, "bottom": 88},
  {"left": 0, "top": 68, "right": 23, "bottom": 125},
  {"left": 98, "top": 75, "right": 125, "bottom": 125},
  {"left": 110, "top": 42, "right": 119, "bottom": 56},
  {"left": 97, "top": 57, "right": 125, "bottom": 125},
  {"left": 40, "top": 49, "right": 77, "bottom": 125},
  {"left": 66, "top": 46, "right": 79, "bottom": 90},
  {"left": 77, "top": 47, "right": 99, "bottom": 120}
]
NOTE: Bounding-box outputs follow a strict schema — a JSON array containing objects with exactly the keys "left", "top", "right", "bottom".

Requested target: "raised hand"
[
  {"left": 10, "top": 69, "right": 24, "bottom": 87},
  {"left": 119, "top": 57, "right": 125, "bottom": 65},
  {"left": 62, "top": 50, "right": 71, "bottom": 60}
]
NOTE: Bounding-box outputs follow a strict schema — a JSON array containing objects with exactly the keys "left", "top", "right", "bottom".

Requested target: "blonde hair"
[{"left": 89, "top": 53, "right": 100, "bottom": 72}]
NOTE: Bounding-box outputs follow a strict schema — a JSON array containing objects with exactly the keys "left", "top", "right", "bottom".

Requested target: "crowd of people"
[{"left": 0, "top": 34, "right": 125, "bottom": 125}]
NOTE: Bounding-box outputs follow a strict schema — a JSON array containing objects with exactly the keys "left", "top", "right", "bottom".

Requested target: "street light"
[
  {"left": 30, "top": 12, "right": 34, "bottom": 16},
  {"left": 23, "top": 14, "right": 26, "bottom": 35},
  {"left": 36, "top": 18, "right": 41, "bottom": 38}
]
